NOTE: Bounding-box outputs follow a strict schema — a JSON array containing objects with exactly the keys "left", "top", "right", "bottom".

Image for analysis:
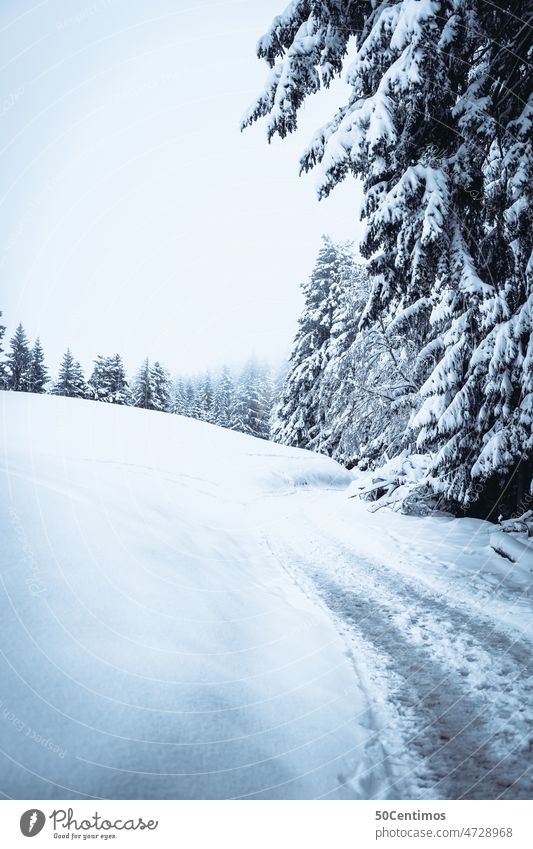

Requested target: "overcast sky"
[{"left": 0, "top": 0, "right": 362, "bottom": 377}]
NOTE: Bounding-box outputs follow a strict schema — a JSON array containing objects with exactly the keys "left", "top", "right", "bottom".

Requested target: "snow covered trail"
[
  {"left": 1, "top": 393, "right": 530, "bottom": 800},
  {"left": 0, "top": 392, "right": 386, "bottom": 800},
  {"left": 256, "top": 491, "right": 533, "bottom": 800}
]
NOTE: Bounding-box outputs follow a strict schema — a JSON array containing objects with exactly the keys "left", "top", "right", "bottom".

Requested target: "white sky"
[{"left": 0, "top": 0, "right": 362, "bottom": 377}]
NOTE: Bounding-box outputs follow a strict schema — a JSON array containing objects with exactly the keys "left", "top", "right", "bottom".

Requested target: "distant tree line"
[{"left": 0, "top": 312, "right": 277, "bottom": 440}]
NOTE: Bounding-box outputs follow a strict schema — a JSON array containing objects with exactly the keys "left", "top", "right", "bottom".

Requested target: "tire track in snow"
[{"left": 259, "top": 500, "right": 533, "bottom": 800}]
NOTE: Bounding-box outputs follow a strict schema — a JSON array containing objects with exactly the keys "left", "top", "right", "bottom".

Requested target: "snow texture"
[{"left": 0, "top": 392, "right": 531, "bottom": 799}]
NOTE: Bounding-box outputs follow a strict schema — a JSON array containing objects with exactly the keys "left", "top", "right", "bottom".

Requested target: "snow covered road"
[
  {"left": 258, "top": 493, "right": 533, "bottom": 799},
  {"left": 0, "top": 393, "right": 531, "bottom": 799}
]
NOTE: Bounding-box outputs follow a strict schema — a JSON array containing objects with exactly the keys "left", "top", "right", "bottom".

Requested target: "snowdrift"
[{"left": 0, "top": 392, "right": 364, "bottom": 800}]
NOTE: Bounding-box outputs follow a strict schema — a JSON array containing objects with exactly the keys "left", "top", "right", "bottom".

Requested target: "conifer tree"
[
  {"left": 151, "top": 361, "right": 172, "bottom": 412},
  {"left": 52, "top": 349, "right": 87, "bottom": 398},
  {"left": 212, "top": 367, "right": 236, "bottom": 428},
  {"left": 88, "top": 355, "right": 108, "bottom": 401},
  {"left": 197, "top": 372, "right": 214, "bottom": 422},
  {"left": 107, "top": 354, "right": 129, "bottom": 405},
  {"left": 171, "top": 378, "right": 187, "bottom": 415},
  {"left": 130, "top": 358, "right": 156, "bottom": 410},
  {"left": 88, "top": 354, "right": 128, "bottom": 404},
  {"left": 233, "top": 359, "right": 271, "bottom": 440},
  {"left": 28, "top": 338, "right": 48, "bottom": 393},
  {"left": 189, "top": 379, "right": 207, "bottom": 420},
  {"left": 319, "top": 276, "right": 419, "bottom": 466},
  {"left": 0, "top": 311, "right": 6, "bottom": 389},
  {"left": 274, "top": 249, "right": 420, "bottom": 466},
  {"left": 183, "top": 380, "right": 197, "bottom": 418},
  {"left": 273, "top": 237, "right": 354, "bottom": 449},
  {"left": 6, "top": 323, "right": 31, "bottom": 391}
]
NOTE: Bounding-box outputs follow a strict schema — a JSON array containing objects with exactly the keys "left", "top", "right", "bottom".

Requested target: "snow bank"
[
  {"left": 491, "top": 511, "right": 533, "bottom": 566},
  {"left": 0, "top": 391, "right": 364, "bottom": 800},
  {"left": 346, "top": 451, "right": 434, "bottom": 514},
  {"left": 349, "top": 449, "right": 533, "bottom": 575},
  {"left": 2, "top": 391, "right": 350, "bottom": 497}
]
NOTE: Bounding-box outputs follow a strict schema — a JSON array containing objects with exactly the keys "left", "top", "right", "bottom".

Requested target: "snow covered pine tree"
[
  {"left": 275, "top": 239, "right": 419, "bottom": 466},
  {"left": 130, "top": 359, "right": 171, "bottom": 411},
  {"left": 233, "top": 359, "right": 272, "bottom": 439},
  {"left": 107, "top": 354, "right": 129, "bottom": 404},
  {"left": 197, "top": 372, "right": 214, "bottom": 422},
  {"left": 171, "top": 378, "right": 188, "bottom": 416},
  {"left": 243, "top": 0, "right": 532, "bottom": 517},
  {"left": 151, "top": 361, "right": 172, "bottom": 412},
  {"left": 52, "top": 349, "right": 87, "bottom": 398},
  {"left": 211, "top": 366, "right": 236, "bottom": 428},
  {"left": 0, "top": 311, "right": 7, "bottom": 389},
  {"left": 317, "top": 254, "right": 419, "bottom": 466},
  {"left": 130, "top": 358, "right": 156, "bottom": 410}
]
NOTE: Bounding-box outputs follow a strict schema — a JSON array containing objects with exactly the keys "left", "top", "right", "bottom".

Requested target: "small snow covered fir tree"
[
  {"left": 171, "top": 378, "right": 187, "bottom": 415},
  {"left": 6, "top": 323, "right": 31, "bottom": 391},
  {"left": 88, "top": 354, "right": 128, "bottom": 404},
  {"left": 212, "top": 366, "right": 236, "bottom": 428},
  {"left": 107, "top": 354, "right": 129, "bottom": 404},
  {"left": 130, "top": 358, "right": 156, "bottom": 410},
  {"left": 233, "top": 359, "right": 272, "bottom": 439},
  {"left": 183, "top": 381, "right": 197, "bottom": 418},
  {"left": 196, "top": 373, "right": 214, "bottom": 422},
  {"left": 52, "top": 349, "right": 87, "bottom": 398},
  {"left": 151, "top": 361, "right": 172, "bottom": 412},
  {"left": 275, "top": 245, "right": 419, "bottom": 465},
  {"left": 0, "top": 311, "right": 7, "bottom": 388},
  {"left": 244, "top": 0, "right": 533, "bottom": 515},
  {"left": 130, "top": 359, "right": 171, "bottom": 411},
  {"left": 273, "top": 237, "right": 355, "bottom": 449},
  {"left": 28, "top": 338, "right": 48, "bottom": 393}
]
